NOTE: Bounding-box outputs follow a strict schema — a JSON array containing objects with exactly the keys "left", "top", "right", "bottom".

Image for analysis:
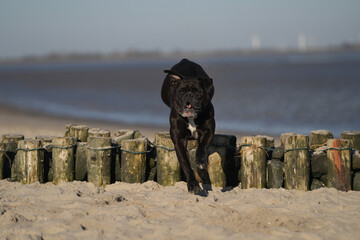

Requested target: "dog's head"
[{"left": 164, "top": 70, "right": 213, "bottom": 118}]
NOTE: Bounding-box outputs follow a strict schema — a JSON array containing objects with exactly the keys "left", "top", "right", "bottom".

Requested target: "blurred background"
[{"left": 0, "top": 0, "right": 359, "bottom": 137}]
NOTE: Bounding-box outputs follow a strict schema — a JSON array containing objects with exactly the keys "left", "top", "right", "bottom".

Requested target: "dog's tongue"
[{"left": 186, "top": 104, "right": 192, "bottom": 109}]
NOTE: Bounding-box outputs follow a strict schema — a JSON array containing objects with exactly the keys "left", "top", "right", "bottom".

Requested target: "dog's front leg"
[
  {"left": 170, "top": 115, "right": 202, "bottom": 194},
  {"left": 172, "top": 139, "right": 201, "bottom": 194},
  {"left": 196, "top": 120, "right": 215, "bottom": 169}
]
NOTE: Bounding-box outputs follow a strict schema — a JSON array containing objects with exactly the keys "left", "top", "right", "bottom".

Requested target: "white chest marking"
[{"left": 187, "top": 117, "right": 198, "bottom": 139}]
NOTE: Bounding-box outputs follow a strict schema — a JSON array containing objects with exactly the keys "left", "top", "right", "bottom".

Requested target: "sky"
[{"left": 1, "top": 0, "right": 360, "bottom": 58}]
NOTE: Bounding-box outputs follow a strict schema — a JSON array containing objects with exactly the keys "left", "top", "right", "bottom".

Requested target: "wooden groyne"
[{"left": 1, "top": 125, "right": 360, "bottom": 191}]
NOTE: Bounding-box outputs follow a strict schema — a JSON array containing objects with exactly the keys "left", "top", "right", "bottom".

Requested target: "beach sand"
[
  {"left": 1, "top": 180, "right": 360, "bottom": 240},
  {"left": 0, "top": 104, "right": 167, "bottom": 141},
  {"left": 1, "top": 105, "right": 360, "bottom": 239}
]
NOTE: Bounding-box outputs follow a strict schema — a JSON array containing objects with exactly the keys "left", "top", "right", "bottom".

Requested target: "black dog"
[{"left": 161, "top": 59, "right": 215, "bottom": 194}]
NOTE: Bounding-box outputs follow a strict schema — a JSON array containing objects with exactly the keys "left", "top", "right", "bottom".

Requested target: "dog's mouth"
[{"left": 181, "top": 104, "right": 197, "bottom": 118}]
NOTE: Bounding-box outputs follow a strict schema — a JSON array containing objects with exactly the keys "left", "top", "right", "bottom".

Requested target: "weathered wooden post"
[
  {"left": 154, "top": 132, "right": 181, "bottom": 186},
  {"left": 239, "top": 136, "right": 267, "bottom": 189},
  {"left": 311, "top": 148, "right": 328, "bottom": 180},
  {"left": 208, "top": 152, "right": 226, "bottom": 188},
  {"left": 87, "top": 137, "right": 112, "bottom": 187},
  {"left": 353, "top": 172, "right": 360, "bottom": 191},
  {"left": 75, "top": 142, "right": 88, "bottom": 181},
  {"left": 310, "top": 130, "right": 333, "bottom": 150},
  {"left": 284, "top": 134, "right": 310, "bottom": 191},
  {"left": 256, "top": 135, "right": 275, "bottom": 158},
  {"left": 341, "top": 131, "right": 360, "bottom": 151},
  {"left": 52, "top": 137, "right": 76, "bottom": 184},
  {"left": 14, "top": 139, "right": 45, "bottom": 184},
  {"left": 88, "top": 128, "right": 111, "bottom": 139},
  {"left": 207, "top": 134, "right": 237, "bottom": 187},
  {"left": 267, "top": 159, "right": 284, "bottom": 188},
  {"left": 35, "top": 136, "right": 54, "bottom": 182},
  {"left": 113, "top": 130, "right": 143, "bottom": 182},
  {"left": 121, "top": 138, "right": 147, "bottom": 183},
  {"left": 326, "top": 139, "right": 351, "bottom": 191},
  {"left": 0, "top": 142, "right": 7, "bottom": 179},
  {"left": 73, "top": 128, "right": 111, "bottom": 182},
  {"left": 3, "top": 134, "right": 25, "bottom": 180},
  {"left": 280, "top": 133, "right": 296, "bottom": 147},
  {"left": 66, "top": 125, "right": 89, "bottom": 142},
  {"left": 353, "top": 151, "right": 360, "bottom": 171},
  {"left": 311, "top": 179, "right": 326, "bottom": 190}
]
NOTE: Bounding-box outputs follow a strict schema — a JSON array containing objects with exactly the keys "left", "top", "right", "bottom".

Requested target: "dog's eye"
[
  {"left": 192, "top": 88, "right": 202, "bottom": 96},
  {"left": 178, "top": 88, "right": 186, "bottom": 94}
]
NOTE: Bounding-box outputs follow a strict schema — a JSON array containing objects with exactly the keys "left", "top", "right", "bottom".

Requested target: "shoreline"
[{"left": 0, "top": 103, "right": 256, "bottom": 143}]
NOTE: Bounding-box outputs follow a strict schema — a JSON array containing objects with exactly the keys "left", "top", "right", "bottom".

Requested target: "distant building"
[
  {"left": 298, "top": 33, "right": 307, "bottom": 51},
  {"left": 251, "top": 35, "right": 261, "bottom": 50}
]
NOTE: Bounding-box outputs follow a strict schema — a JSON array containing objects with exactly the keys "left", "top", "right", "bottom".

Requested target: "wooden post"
[
  {"left": 207, "top": 134, "right": 237, "bottom": 187},
  {"left": 284, "top": 134, "right": 310, "bottom": 191},
  {"left": 311, "top": 150, "right": 328, "bottom": 179},
  {"left": 326, "top": 139, "right": 351, "bottom": 191},
  {"left": 14, "top": 139, "right": 45, "bottom": 184},
  {"left": 121, "top": 138, "right": 147, "bottom": 183},
  {"left": 280, "top": 133, "right": 296, "bottom": 147},
  {"left": 208, "top": 152, "right": 226, "bottom": 188},
  {"left": 88, "top": 128, "right": 111, "bottom": 139},
  {"left": 87, "top": 137, "right": 112, "bottom": 187},
  {"left": 271, "top": 146, "right": 284, "bottom": 161},
  {"left": 310, "top": 130, "right": 333, "bottom": 150},
  {"left": 154, "top": 132, "right": 181, "bottom": 186},
  {"left": 66, "top": 125, "right": 89, "bottom": 142},
  {"left": 267, "top": 159, "right": 284, "bottom": 188},
  {"left": 35, "top": 136, "right": 54, "bottom": 182},
  {"left": 3, "top": 134, "right": 25, "bottom": 180},
  {"left": 75, "top": 142, "right": 88, "bottom": 181},
  {"left": 353, "top": 172, "right": 360, "bottom": 191},
  {"left": 352, "top": 151, "right": 360, "bottom": 170},
  {"left": 52, "top": 137, "right": 76, "bottom": 184},
  {"left": 311, "top": 179, "right": 326, "bottom": 190},
  {"left": 73, "top": 128, "right": 110, "bottom": 182},
  {"left": 239, "top": 136, "right": 267, "bottom": 189},
  {"left": 341, "top": 131, "right": 360, "bottom": 151},
  {"left": 0, "top": 142, "right": 7, "bottom": 179},
  {"left": 113, "top": 130, "right": 141, "bottom": 182},
  {"left": 114, "top": 129, "right": 143, "bottom": 139}
]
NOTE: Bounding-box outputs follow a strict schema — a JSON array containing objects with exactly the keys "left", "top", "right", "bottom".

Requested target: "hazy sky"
[{"left": 1, "top": 0, "right": 360, "bottom": 58}]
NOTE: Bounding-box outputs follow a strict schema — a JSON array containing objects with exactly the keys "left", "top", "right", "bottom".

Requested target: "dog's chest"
[{"left": 187, "top": 117, "right": 198, "bottom": 139}]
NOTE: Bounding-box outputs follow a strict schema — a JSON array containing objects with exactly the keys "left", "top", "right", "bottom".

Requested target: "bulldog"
[{"left": 161, "top": 59, "right": 215, "bottom": 194}]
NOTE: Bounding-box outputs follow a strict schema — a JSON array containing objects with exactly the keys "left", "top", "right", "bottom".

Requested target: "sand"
[
  {"left": 1, "top": 105, "right": 360, "bottom": 239},
  {"left": 0, "top": 104, "right": 167, "bottom": 141},
  {"left": 1, "top": 180, "right": 360, "bottom": 240}
]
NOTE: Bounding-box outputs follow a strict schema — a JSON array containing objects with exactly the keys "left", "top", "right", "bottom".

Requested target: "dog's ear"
[
  {"left": 199, "top": 77, "right": 214, "bottom": 96},
  {"left": 164, "top": 70, "right": 182, "bottom": 87}
]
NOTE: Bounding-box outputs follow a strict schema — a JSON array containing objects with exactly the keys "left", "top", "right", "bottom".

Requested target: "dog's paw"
[{"left": 188, "top": 182, "right": 202, "bottom": 195}]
